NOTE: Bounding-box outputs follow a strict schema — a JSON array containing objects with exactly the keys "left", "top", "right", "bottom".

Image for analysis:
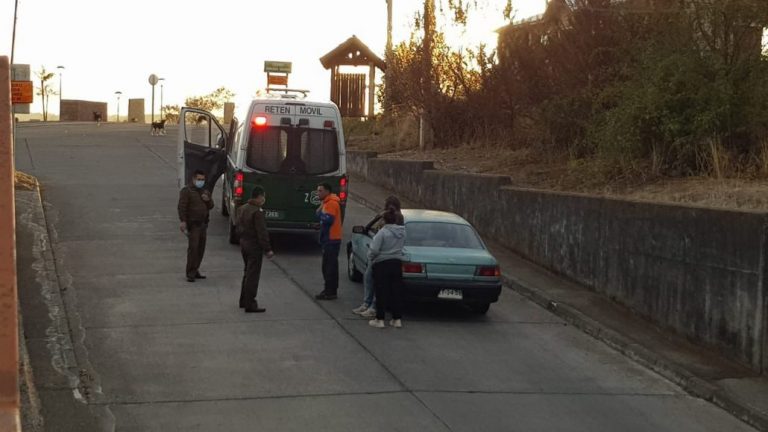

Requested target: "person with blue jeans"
[{"left": 353, "top": 196, "right": 403, "bottom": 317}]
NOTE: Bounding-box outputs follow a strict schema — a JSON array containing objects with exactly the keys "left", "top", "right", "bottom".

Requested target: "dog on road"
[{"left": 150, "top": 119, "right": 167, "bottom": 136}]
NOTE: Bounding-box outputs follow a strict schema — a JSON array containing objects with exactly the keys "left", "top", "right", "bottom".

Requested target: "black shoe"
[
  {"left": 186, "top": 277, "right": 196, "bottom": 283},
  {"left": 244, "top": 306, "right": 266, "bottom": 313},
  {"left": 195, "top": 273, "right": 207, "bottom": 279},
  {"left": 315, "top": 292, "right": 338, "bottom": 300}
]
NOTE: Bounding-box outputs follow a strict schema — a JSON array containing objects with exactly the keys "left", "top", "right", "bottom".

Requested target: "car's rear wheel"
[
  {"left": 228, "top": 220, "right": 239, "bottom": 245},
  {"left": 469, "top": 302, "right": 490, "bottom": 314},
  {"left": 347, "top": 247, "right": 363, "bottom": 282}
]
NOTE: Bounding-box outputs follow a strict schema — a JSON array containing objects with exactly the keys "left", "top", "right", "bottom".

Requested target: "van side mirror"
[{"left": 352, "top": 225, "right": 366, "bottom": 234}]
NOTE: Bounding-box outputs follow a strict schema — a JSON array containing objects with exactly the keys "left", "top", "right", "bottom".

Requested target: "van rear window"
[{"left": 247, "top": 127, "right": 339, "bottom": 175}]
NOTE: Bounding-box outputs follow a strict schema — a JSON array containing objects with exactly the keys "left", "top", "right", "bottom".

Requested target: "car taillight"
[
  {"left": 476, "top": 266, "right": 500, "bottom": 277},
  {"left": 234, "top": 171, "right": 244, "bottom": 199},
  {"left": 402, "top": 263, "right": 424, "bottom": 274},
  {"left": 324, "top": 120, "right": 335, "bottom": 128},
  {"left": 339, "top": 176, "right": 348, "bottom": 202}
]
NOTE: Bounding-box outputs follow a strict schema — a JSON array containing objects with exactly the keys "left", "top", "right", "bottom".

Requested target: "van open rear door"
[{"left": 177, "top": 108, "right": 228, "bottom": 191}]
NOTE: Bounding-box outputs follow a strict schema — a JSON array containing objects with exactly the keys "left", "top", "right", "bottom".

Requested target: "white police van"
[{"left": 177, "top": 89, "right": 348, "bottom": 243}]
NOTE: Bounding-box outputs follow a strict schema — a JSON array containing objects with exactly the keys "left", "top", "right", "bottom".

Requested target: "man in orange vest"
[{"left": 315, "top": 182, "right": 343, "bottom": 300}]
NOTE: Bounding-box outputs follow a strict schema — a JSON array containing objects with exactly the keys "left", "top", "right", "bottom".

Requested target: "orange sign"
[
  {"left": 268, "top": 74, "right": 288, "bottom": 86},
  {"left": 11, "top": 81, "right": 33, "bottom": 104}
]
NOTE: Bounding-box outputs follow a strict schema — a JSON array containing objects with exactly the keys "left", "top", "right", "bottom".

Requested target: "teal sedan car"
[{"left": 347, "top": 209, "right": 502, "bottom": 314}]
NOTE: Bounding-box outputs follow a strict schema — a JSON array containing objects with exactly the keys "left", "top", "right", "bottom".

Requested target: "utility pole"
[
  {"left": 383, "top": 0, "right": 393, "bottom": 114},
  {"left": 386, "top": 0, "right": 393, "bottom": 54},
  {"left": 11, "top": 0, "right": 18, "bottom": 65}
]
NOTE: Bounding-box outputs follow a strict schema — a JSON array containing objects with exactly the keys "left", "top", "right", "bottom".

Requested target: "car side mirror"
[{"left": 352, "top": 225, "right": 365, "bottom": 234}]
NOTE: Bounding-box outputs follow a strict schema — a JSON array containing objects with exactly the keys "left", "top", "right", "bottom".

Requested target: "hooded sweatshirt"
[{"left": 367, "top": 224, "right": 407, "bottom": 264}]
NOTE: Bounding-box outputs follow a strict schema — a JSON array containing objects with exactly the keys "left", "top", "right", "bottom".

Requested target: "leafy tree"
[
  {"left": 184, "top": 87, "right": 235, "bottom": 113},
  {"left": 163, "top": 105, "right": 180, "bottom": 124}
]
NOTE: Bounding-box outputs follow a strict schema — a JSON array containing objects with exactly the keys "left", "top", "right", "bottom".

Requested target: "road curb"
[
  {"left": 17, "top": 309, "right": 43, "bottom": 431},
  {"left": 349, "top": 188, "right": 768, "bottom": 432}
]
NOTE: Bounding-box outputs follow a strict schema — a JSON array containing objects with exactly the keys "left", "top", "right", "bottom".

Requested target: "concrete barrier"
[
  {"left": 0, "top": 56, "right": 21, "bottom": 430},
  {"left": 348, "top": 150, "right": 768, "bottom": 373}
]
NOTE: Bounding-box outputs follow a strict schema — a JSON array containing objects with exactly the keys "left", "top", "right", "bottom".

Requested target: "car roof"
[{"left": 401, "top": 209, "right": 470, "bottom": 225}]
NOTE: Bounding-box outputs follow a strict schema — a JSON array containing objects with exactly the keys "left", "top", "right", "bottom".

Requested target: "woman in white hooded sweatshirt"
[{"left": 367, "top": 209, "right": 407, "bottom": 328}]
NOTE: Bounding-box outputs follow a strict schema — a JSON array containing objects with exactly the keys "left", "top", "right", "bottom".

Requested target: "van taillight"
[
  {"left": 403, "top": 263, "right": 424, "bottom": 274},
  {"left": 234, "top": 171, "right": 244, "bottom": 199},
  {"left": 339, "top": 176, "right": 348, "bottom": 202},
  {"left": 476, "top": 266, "right": 500, "bottom": 277},
  {"left": 324, "top": 120, "right": 335, "bottom": 128}
]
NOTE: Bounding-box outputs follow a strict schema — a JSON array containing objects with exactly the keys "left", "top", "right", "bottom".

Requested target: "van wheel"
[
  {"left": 228, "top": 220, "right": 239, "bottom": 245},
  {"left": 347, "top": 247, "right": 363, "bottom": 282},
  {"left": 221, "top": 191, "right": 229, "bottom": 217}
]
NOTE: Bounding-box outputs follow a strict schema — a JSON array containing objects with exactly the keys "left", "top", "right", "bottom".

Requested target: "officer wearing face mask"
[{"left": 178, "top": 170, "right": 214, "bottom": 282}]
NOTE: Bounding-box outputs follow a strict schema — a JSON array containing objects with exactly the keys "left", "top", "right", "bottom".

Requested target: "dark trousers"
[
  {"left": 186, "top": 224, "right": 207, "bottom": 278},
  {"left": 321, "top": 242, "right": 341, "bottom": 295},
  {"left": 239, "top": 240, "right": 264, "bottom": 308},
  {"left": 373, "top": 259, "right": 403, "bottom": 320}
]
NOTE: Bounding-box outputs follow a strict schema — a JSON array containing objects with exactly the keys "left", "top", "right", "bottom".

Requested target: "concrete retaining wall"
[{"left": 348, "top": 150, "right": 768, "bottom": 372}]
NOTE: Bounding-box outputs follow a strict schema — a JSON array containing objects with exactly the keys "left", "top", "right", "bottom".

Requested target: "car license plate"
[
  {"left": 438, "top": 289, "right": 463, "bottom": 300},
  {"left": 264, "top": 210, "right": 282, "bottom": 219}
]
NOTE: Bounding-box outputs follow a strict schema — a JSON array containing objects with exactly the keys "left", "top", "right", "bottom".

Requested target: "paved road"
[{"left": 13, "top": 122, "right": 757, "bottom": 431}]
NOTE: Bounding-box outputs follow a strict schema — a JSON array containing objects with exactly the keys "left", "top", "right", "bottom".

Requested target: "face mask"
[{"left": 194, "top": 180, "right": 205, "bottom": 189}]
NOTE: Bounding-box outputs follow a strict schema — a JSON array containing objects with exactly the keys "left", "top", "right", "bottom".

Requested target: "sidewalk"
[{"left": 349, "top": 175, "right": 768, "bottom": 432}]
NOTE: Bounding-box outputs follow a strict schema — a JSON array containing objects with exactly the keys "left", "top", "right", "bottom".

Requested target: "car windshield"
[
  {"left": 246, "top": 126, "right": 339, "bottom": 175},
  {"left": 405, "top": 222, "right": 485, "bottom": 249}
]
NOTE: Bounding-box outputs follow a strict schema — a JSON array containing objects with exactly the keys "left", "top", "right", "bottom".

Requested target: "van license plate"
[
  {"left": 264, "top": 210, "right": 282, "bottom": 219},
  {"left": 438, "top": 289, "right": 463, "bottom": 300}
]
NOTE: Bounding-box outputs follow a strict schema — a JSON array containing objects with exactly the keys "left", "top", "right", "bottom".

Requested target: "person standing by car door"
[
  {"left": 315, "top": 182, "right": 343, "bottom": 300},
  {"left": 367, "top": 208, "right": 406, "bottom": 328},
  {"left": 178, "top": 170, "right": 214, "bottom": 282},
  {"left": 237, "top": 186, "right": 274, "bottom": 313},
  {"left": 353, "top": 195, "right": 404, "bottom": 318}
]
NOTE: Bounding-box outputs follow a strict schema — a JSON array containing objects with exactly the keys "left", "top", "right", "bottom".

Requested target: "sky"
[{"left": 1, "top": 0, "right": 546, "bottom": 116}]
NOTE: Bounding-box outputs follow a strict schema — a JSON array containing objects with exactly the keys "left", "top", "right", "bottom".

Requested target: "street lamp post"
[
  {"left": 115, "top": 91, "right": 122, "bottom": 123},
  {"left": 56, "top": 65, "right": 65, "bottom": 118},
  {"left": 158, "top": 78, "right": 165, "bottom": 120}
]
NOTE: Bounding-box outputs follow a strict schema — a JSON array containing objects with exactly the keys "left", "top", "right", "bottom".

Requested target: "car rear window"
[
  {"left": 247, "top": 127, "right": 339, "bottom": 175},
  {"left": 405, "top": 222, "right": 485, "bottom": 249}
]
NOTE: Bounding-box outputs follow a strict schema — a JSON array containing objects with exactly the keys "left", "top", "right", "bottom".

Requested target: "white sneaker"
[
  {"left": 368, "top": 319, "right": 385, "bottom": 328},
  {"left": 360, "top": 307, "right": 377, "bottom": 318},
  {"left": 352, "top": 304, "right": 369, "bottom": 315},
  {"left": 390, "top": 319, "right": 402, "bottom": 328}
]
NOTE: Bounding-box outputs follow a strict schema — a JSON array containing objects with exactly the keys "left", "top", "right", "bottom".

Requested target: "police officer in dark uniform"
[
  {"left": 237, "top": 186, "right": 274, "bottom": 313},
  {"left": 177, "top": 170, "right": 214, "bottom": 282}
]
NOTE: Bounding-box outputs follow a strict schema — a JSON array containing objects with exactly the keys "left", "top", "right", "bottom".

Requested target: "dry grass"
[
  {"left": 347, "top": 133, "right": 768, "bottom": 211},
  {"left": 14, "top": 171, "right": 38, "bottom": 191}
]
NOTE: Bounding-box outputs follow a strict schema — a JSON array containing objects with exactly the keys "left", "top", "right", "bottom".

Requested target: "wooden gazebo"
[{"left": 320, "top": 35, "right": 386, "bottom": 118}]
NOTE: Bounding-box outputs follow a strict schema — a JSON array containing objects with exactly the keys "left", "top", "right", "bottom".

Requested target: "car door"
[
  {"left": 222, "top": 117, "right": 240, "bottom": 203},
  {"left": 177, "top": 107, "right": 228, "bottom": 191},
  {"left": 353, "top": 219, "right": 378, "bottom": 271}
]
